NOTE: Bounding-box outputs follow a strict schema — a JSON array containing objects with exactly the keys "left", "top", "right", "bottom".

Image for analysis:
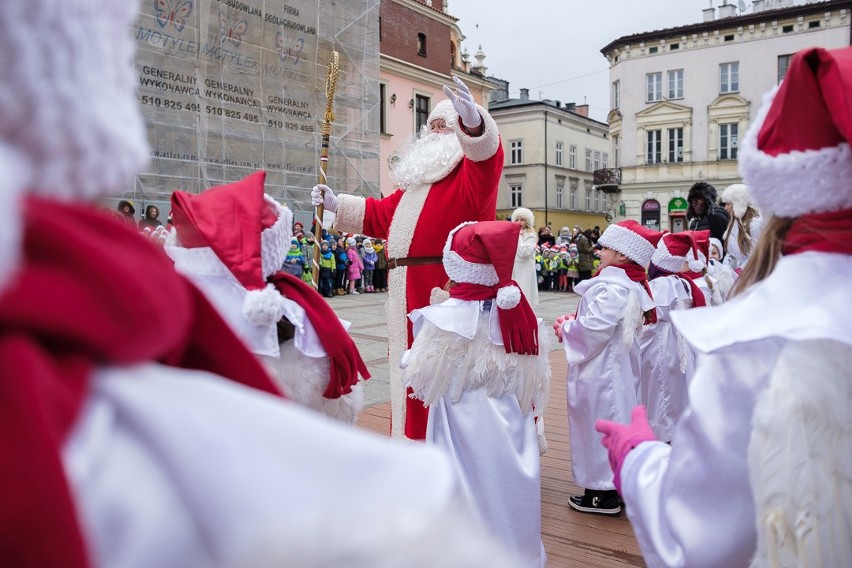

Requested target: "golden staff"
[{"left": 312, "top": 50, "right": 340, "bottom": 289}]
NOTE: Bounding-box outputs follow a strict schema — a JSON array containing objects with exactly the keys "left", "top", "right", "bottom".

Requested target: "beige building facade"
[{"left": 601, "top": 0, "right": 851, "bottom": 232}]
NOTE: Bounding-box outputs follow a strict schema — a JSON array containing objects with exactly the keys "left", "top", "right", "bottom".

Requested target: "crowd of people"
[{"left": 2, "top": 4, "right": 848, "bottom": 565}]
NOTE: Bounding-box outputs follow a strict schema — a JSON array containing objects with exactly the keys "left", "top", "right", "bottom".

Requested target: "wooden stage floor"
[{"left": 356, "top": 350, "right": 646, "bottom": 567}]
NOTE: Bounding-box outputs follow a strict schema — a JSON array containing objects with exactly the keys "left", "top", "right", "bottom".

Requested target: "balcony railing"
[{"left": 593, "top": 168, "right": 622, "bottom": 193}]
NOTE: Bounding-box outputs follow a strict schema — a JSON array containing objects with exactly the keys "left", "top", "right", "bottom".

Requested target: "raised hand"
[{"left": 441, "top": 76, "right": 482, "bottom": 130}]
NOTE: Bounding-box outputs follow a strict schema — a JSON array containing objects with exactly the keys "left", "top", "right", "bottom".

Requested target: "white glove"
[
  {"left": 311, "top": 184, "right": 339, "bottom": 213},
  {"left": 442, "top": 76, "right": 482, "bottom": 130}
]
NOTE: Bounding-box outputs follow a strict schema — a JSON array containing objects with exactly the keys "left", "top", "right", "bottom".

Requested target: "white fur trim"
[
  {"left": 599, "top": 224, "right": 656, "bottom": 267},
  {"left": 260, "top": 348, "right": 364, "bottom": 425},
  {"left": 721, "top": 183, "right": 751, "bottom": 220},
  {"left": 510, "top": 207, "right": 535, "bottom": 228},
  {"left": 739, "top": 86, "right": 852, "bottom": 217},
  {"left": 652, "top": 238, "right": 707, "bottom": 273},
  {"left": 2, "top": 0, "right": 148, "bottom": 204},
  {"left": 456, "top": 105, "right": 500, "bottom": 164},
  {"left": 687, "top": 256, "right": 706, "bottom": 272},
  {"left": 426, "top": 99, "right": 458, "bottom": 129},
  {"left": 0, "top": 146, "right": 27, "bottom": 295},
  {"left": 442, "top": 221, "right": 500, "bottom": 285},
  {"left": 261, "top": 196, "right": 291, "bottom": 278},
  {"left": 334, "top": 193, "right": 366, "bottom": 234},
  {"left": 166, "top": 244, "right": 234, "bottom": 278},
  {"left": 496, "top": 285, "right": 521, "bottom": 309},
  {"left": 242, "top": 284, "right": 287, "bottom": 326},
  {"left": 385, "top": 182, "right": 433, "bottom": 437}
]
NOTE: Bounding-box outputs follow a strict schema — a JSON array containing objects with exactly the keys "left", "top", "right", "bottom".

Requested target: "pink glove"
[
  {"left": 552, "top": 313, "right": 575, "bottom": 343},
  {"left": 594, "top": 405, "right": 657, "bottom": 494}
]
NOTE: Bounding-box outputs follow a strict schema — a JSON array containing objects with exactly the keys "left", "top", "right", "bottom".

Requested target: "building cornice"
[
  {"left": 601, "top": 0, "right": 852, "bottom": 55},
  {"left": 489, "top": 102, "right": 609, "bottom": 130},
  {"left": 390, "top": 0, "right": 458, "bottom": 26},
  {"left": 381, "top": 54, "right": 495, "bottom": 95}
]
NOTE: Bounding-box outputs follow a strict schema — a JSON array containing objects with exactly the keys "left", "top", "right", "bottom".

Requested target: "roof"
[
  {"left": 488, "top": 98, "right": 608, "bottom": 128},
  {"left": 600, "top": 0, "right": 852, "bottom": 55}
]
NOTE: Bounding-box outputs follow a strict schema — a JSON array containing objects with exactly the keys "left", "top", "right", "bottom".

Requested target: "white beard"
[{"left": 389, "top": 130, "right": 463, "bottom": 190}]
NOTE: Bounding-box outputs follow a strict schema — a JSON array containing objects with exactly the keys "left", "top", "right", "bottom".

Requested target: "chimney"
[
  {"left": 718, "top": 1, "right": 736, "bottom": 18},
  {"left": 573, "top": 104, "right": 589, "bottom": 118},
  {"left": 520, "top": 88, "right": 529, "bottom": 101},
  {"left": 703, "top": 6, "right": 716, "bottom": 21},
  {"left": 752, "top": 0, "right": 764, "bottom": 12}
]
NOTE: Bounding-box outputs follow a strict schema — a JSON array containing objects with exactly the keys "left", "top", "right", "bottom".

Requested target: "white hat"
[
  {"left": 721, "top": 184, "right": 754, "bottom": 219},
  {"left": 597, "top": 220, "right": 664, "bottom": 268}
]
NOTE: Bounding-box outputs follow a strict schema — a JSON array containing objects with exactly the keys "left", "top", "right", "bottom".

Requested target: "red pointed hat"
[
  {"left": 443, "top": 221, "right": 539, "bottom": 355},
  {"left": 170, "top": 171, "right": 292, "bottom": 326},
  {"left": 739, "top": 46, "right": 852, "bottom": 217},
  {"left": 597, "top": 219, "right": 664, "bottom": 268},
  {"left": 652, "top": 230, "right": 709, "bottom": 273}
]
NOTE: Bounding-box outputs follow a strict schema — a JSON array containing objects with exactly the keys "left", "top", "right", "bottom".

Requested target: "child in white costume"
[
  {"left": 596, "top": 46, "right": 852, "bottom": 568},
  {"left": 640, "top": 230, "right": 712, "bottom": 442},
  {"left": 165, "top": 172, "right": 368, "bottom": 424},
  {"left": 706, "top": 237, "right": 737, "bottom": 301},
  {"left": 0, "top": 1, "right": 527, "bottom": 566},
  {"left": 555, "top": 220, "right": 663, "bottom": 516},
  {"left": 403, "top": 221, "right": 550, "bottom": 567}
]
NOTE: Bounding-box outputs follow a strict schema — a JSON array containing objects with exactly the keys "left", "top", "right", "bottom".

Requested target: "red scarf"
[
  {"left": 0, "top": 197, "right": 282, "bottom": 568},
  {"left": 449, "top": 282, "right": 539, "bottom": 355},
  {"left": 596, "top": 262, "right": 657, "bottom": 324},
  {"left": 268, "top": 272, "right": 370, "bottom": 398},
  {"left": 782, "top": 208, "right": 852, "bottom": 256}
]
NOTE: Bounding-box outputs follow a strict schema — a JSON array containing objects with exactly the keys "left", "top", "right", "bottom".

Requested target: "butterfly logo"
[
  {"left": 220, "top": 11, "right": 248, "bottom": 48},
  {"left": 153, "top": 0, "right": 193, "bottom": 32},
  {"left": 276, "top": 32, "right": 304, "bottom": 64}
]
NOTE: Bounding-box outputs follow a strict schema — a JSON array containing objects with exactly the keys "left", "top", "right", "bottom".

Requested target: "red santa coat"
[{"left": 334, "top": 108, "right": 502, "bottom": 438}]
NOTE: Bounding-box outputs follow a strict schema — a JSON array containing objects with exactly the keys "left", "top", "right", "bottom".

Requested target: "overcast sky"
[{"left": 447, "top": 0, "right": 796, "bottom": 122}]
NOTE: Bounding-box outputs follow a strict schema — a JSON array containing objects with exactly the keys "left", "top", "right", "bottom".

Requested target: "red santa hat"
[
  {"left": 739, "top": 46, "right": 852, "bottom": 217},
  {"left": 652, "top": 230, "right": 709, "bottom": 273},
  {"left": 443, "top": 221, "right": 539, "bottom": 354},
  {"left": 597, "top": 220, "right": 664, "bottom": 268},
  {"left": 169, "top": 171, "right": 292, "bottom": 327}
]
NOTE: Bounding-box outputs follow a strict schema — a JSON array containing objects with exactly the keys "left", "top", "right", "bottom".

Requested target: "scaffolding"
[{"left": 127, "top": 0, "right": 381, "bottom": 222}]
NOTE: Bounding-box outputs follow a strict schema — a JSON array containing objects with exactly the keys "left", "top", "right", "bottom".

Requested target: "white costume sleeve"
[
  {"left": 620, "top": 339, "right": 785, "bottom": 568},
  {"left": 562, "top": 283, "right": 631, "bottom": 364}
]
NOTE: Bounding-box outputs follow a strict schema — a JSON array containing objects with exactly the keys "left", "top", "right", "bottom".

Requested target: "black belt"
[{"left": 387, "top": 256, "right": 443, "bottom": 269}]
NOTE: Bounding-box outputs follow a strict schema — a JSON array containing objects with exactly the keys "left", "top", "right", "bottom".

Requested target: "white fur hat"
[
  {"left": 511, "top": 207, "right": 535, "bottom": 227},
  {"left": 721, "top": 184, "right": 754, "bottom": 219}
]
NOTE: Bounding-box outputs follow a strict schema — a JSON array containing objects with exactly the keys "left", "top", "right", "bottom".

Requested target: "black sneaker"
[{"left": 568, "top": 489, "right": 622, "bottom": 516}]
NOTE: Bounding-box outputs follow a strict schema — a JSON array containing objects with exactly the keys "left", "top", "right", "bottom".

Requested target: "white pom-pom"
[
  {"left": 243, "top": 284, "right": 286, "bottom": 326},
  {"left": 687, "top": 257, "right": 705, "bottom": 272},
  {"left": 496, "top": 285, "right": 521, "bottom": 309},
  {"left": 430, "top": 287, "right": 450, "bottom": 305}
]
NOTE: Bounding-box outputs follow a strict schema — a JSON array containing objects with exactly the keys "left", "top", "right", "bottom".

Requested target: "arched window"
[{"left": 417, "top": 33, "right": 427, "bottom": 56}]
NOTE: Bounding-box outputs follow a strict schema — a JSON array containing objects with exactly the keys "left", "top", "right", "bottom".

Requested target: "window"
[
  {"left": 379, "top": 17, "right": 382, "bottom": 41},
  {"left": 778, "top": 54, "right": 792, "bottom": 83},
  {"left": 613, "top": 134, "right": 620, "bottom": 168},
  {"left": 670, "top": 42, "right": 679, "bottom": 50},
  {"left": 510, "top": 140, "right": 523, "bottom": 165},
  {"left": 585, "top": 185, "right": 592, "bottom": 211},
  {"left": 555, "top": 142, "right": 563, "bottom": 166},
  {"left": 646, "top": 129, "right": 662, "bottom": 164},
  {"left": 415, "top": 94, "right": 430, "bottom": 132},
  {"left": 569, "top": 178, "right": 578, "bottom": 209},
  {"left": 724, "top": 34, "right": 734, "bottom": 42},
  {"left": 719, "top": 123, "right": 738, "bottom": 160},
  {"left": 379, "top": 83, "right": 387, "bottom": 134},
  {"left": 593, "top": 151, "right": 601, "bottom": 171},
  {"left": 568, "top": 145, "right": 577, "bottom": 169},
  {"left": 649, "top": 46, "right": 658, "bottom": 54},
  {"left": 646, "top": 72, "right": 663, "bottom": 102},
  {"left": 593, "top": 188, "right": 600, "bottom": 212},
  {"left": 510, "top": 184, "right": 523, "bottom": 208},
  {"left": 720, "top": 62, "right": 739, "bottom": 93},
  {"left": 417, "top": 33, "right": 427, "bottom": 56},
  {"left": 668, "top": 127, "right": 683, "bottom": 163},
  {"left": 808, "top": 20, "right": 821, "bottom": 29},
  {"left": 782, "top": 24, "right": 794, "bottom": 33},
  {"left": 602, "top": 153, "right": 609, "bottom": 169},
  {"left": 612, "top": 80, "right": 620, "bottom": 109},
  {"left": 668, "top": 69, "right": 684, "bottom": 99},
  {"left": 556, "top": 184, "right": 564, "bottom": 209},
  {"left": 585, "top": 148, "right": 593, "bottom": 172}
]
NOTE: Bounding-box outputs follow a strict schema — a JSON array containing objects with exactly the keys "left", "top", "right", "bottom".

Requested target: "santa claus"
[
  {"left": 0, "top": 1, "right": 525, "bottom": 566},
  {"left": 312, "top": 76, "right": 503, "bottom": 439},
  {"left": 165, "top": 171, "right": 369, "bottom": 424}
]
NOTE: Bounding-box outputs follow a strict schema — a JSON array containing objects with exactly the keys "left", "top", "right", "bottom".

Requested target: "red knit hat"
[
  {"left": 443, "top": 221, "right": 539, "bottom": 354},
  {"left": 739, "top": 46, "right": 852, "bottom": 217},
  {"left": 652, "top": 230, "right": 709, "bottom": 273},
  {"left": 170, "top": 171, "right": 292, "bottom": 326},
  {"left": 597, "top": 219, "right": 664, "bottom": 268}
]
